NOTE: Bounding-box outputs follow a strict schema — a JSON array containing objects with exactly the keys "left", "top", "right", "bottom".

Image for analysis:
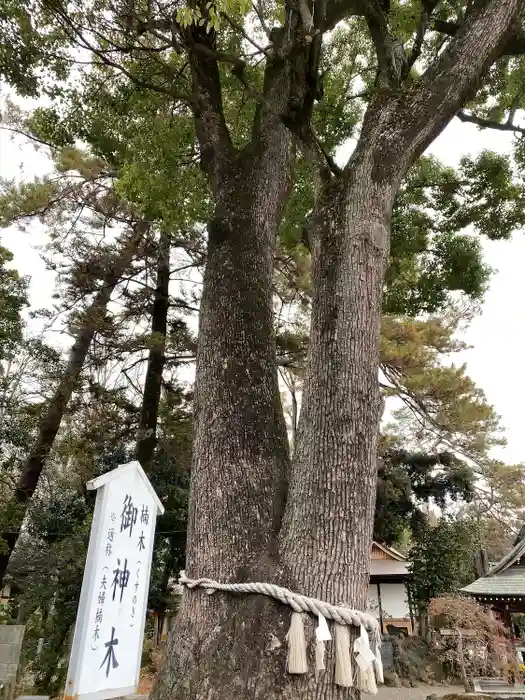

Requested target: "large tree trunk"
[
  {"left": 152, "top": 152, "right": 294, "bottom": 699},
  {"left": 151, "top": 10, "right": 311, "bottom": 695},
  {"left": 278, "top": 157, "right": 395, "bottom": 697},
  {"left": 136, "top": 229, "right": 170, "bottom": 470},
  {"left": 0, "top": 227, "right": 143, "bottom": 584},
  {"left": 155, "top": 156, "right": 395, "bottom": 700},
  {"left": 277, "top": 8, "right": 525, "bottom": 683}
]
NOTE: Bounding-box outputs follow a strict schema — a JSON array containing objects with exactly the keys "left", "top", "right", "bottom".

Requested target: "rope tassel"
[
  {"left": 358, "top": 666, "right": 378, "bottom": 695},
  {"left": 355, "top": 625, "right": 379, "bottom": 695},
  {"left": 286, "top": 612, "right": 308, "bottom": 674},
  {"left": 373, "top": 637, "right": 384, "bottom": 685},
  {"left": 334, "top": 624, "right": 353, "bottom": 687}
]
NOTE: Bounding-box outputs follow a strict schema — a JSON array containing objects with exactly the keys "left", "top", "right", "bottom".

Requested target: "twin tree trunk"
[{"left": 153, "top": 142, "right": 394, "bottom": 699}]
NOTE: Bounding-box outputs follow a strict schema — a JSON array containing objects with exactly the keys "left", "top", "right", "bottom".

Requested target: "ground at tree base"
[
  {"left": 133, "top": 682, "right": 465, "bottom": 700},
  {"left": 428, "top": 694, "right": 525, "bottom": 700},
  {"left": 127, "top": 690, "right": 525, "bottom": 700},
  {"left": 381, "top": 688, "right": 461, "bottom": 700}
]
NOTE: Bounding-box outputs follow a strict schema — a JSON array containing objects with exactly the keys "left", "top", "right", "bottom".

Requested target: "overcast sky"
[
  {"left": 427, "top": 121, "right": 524, "bottom": 465},
  {"left": 1, "top": 102, "right": 524, "bottom": 464}
]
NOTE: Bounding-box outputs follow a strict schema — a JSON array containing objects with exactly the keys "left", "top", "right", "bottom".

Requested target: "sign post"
[{"left": 65, "top": 461, "right": 164, "bottom": 700}]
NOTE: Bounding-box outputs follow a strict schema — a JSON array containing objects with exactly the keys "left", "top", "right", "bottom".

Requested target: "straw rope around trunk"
[{"left": 179, "top": 571, "right": 384, "bottom": 693}]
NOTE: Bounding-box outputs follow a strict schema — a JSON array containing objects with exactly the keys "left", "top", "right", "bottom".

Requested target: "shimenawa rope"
[{"left": 179, "top": 570, "right": 384, "bottom": 694}]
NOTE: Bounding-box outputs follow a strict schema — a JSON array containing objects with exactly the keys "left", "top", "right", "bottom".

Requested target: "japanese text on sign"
[{"left": 65, "top": 462, "right": 163, "bottom": 700}]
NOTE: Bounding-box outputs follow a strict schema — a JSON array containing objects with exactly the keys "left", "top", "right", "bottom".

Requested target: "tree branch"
[
  {"left": 251, "top": 0, "right": 271, "bottom": 36},
  {"left": 297, "top": 0, "right": 314, "bottom": 32},
  {"left": 403, "top": 1, "right": 440, "bottom": 78},
  {"left": 458, "top": 110, "right": 525, "bottom": 134},
  {"left": 312, "top": 130, "right": 342, "bottom": 176},
  {"left": 42, "top": 0, "right": 188, "bottom": 100},
  {"left": 432, "top": 19, "right": 460, "bottom": 38},
  {"left": 221, "top": 12, "right": 270, "bottom": 55},
  {"left": 325, "top": 0, "right": 361, "bottom": 31},
  {"left": 375, "top": 0, "right": 525, "bottom": 171},
  {"left": 507, "top": 88, "right": 524, "bottom": 124},
  {"left": 185, "top": 26, "right": 234, "bottom": 192},
  {"left": 359, "top": 0, "right": 404, "bottom": 87},
  {"left": 433, "top": 17, "right": 525, "bottom": 56}
]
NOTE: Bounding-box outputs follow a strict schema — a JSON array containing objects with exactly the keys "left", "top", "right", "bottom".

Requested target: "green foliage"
[
  {"left": 1, "top": 84, "right": 209, "bottom": 237},
  {"left": 280, "top": 151, "right": 524, "bottom": 319},
  {"left": 0, "top": 245, "right": 28, "bottom": 359},
  {"left": 7, "top": 384, "right": 192, "bottom": 695},
  {"left": 0, "top": 599, "right": 14, "bottom": 624},
  {"left": 0, "top": 0, "right": 68, "bottom": 96},
  {"left": 315, "top": 27, "right": 367, "bottom": 150},
  {"left": 17, "top": 527, "right": 92, "bottom": 696},
  {"left": 2, "top": 0, "right": 521, "bottom": 329},
  {"left": 381, "top": 311, "right": 504, "bottom": 461},
  {"left": 0, "top": 2, "right": 524, "bottom": 688},
  {"left": 147, "top": 388, "right": 192, "bottom": 612},
  {"left": 0, "top": 328, "right": 63, "bottom": 549},
  {"left": 465, "top": 54, "right": 525, "bottom": 128},
  {"left": 409, "top": 517, "right": 479, "bottom": 610},
  {"left": 375, "top": 448, "right": 475, "bottom": 546},
  {"left": 0, "top": 179, "right": 62, "bottom": 227},
  {"left": 385, "top": 153, "right": 524, "bottom": 316}
]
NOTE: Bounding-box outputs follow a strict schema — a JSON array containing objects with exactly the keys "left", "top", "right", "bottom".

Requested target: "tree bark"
[
  {"left": 0, "top": 227, "right": 144, "bottom": 584},
  {"left": 281, "top": 166, "right": 392, "bottom": 593},
  {"left": 135, "top": 229, "right": 171, "bottom": 471},
  {"left": 280, "top": 0, "right": 524, "bottom": 648},
  {"left": 152, "top": 7, "right": 313, "bottom": 695},
  {"left": 275, "top": 2, "right": 523, "bottom": 687}
]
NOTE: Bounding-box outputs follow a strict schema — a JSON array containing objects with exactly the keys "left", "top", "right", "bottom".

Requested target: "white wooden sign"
[{"left": 65, "top": 461, "right": 164, "bottom": 700}]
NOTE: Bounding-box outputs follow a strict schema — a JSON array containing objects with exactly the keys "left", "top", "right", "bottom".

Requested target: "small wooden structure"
[{"left": 368, "top": 542, "right": 414, "bottom": 635}]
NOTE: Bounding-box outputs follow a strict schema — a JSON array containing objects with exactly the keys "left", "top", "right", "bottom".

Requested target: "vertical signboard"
[{"left": 65, "top": 461, "right": 164, "bottom": 700}]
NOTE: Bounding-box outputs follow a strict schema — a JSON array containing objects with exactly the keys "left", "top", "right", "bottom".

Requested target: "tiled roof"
[
  {"left": 462, "top": 566, "right": 525, "bottom": 596},
  {"left": 487, "top": 536, "right": 525, "bottom": 577},
  {"left": 461, "top": 535, "right": 525, "bottom": 597}
]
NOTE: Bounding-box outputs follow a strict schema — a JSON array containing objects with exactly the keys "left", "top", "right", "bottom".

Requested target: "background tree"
[
  {"left": 3, "top": 376, "right": 192, "bottom": 695},
  {"left": 0, "top": 245, "right": 28, "bottom": 360},
  {"left": 429, "top": 595, "right": 510, "bottom": 684},
  {"left": 0, "top": 123, "right": 202, "bottom": 579},
  {"left": 375, "top": 448, "right": 474, "bottom": 546},
  {"left": 409, "top": 516, "right": 479, "bottom": 637},
  {"left": 0, "top": 225, "right": 145, "bottom": 582}
]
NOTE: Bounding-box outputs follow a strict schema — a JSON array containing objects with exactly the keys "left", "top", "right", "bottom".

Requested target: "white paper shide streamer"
[
  {"left": 315, "top": 613, "right": 331, "bottom": 677},
  {"left": 179, "top": 571, "right": 383, "bottom": 694},
  {"left": 354, "top": 625, "right": 378, "bottom": 695}
]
